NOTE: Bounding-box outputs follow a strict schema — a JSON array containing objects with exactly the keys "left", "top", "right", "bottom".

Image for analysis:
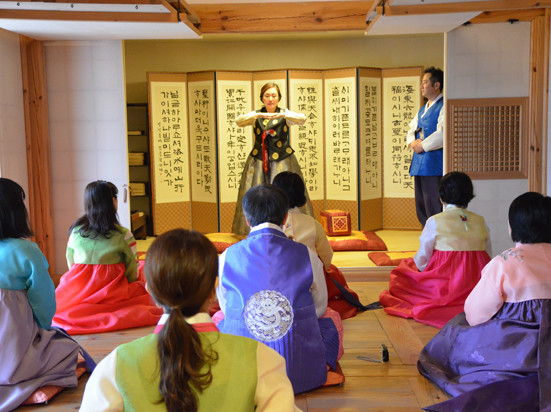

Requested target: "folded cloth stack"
[
  {"left": 129, "top": 182, "right": 146, "bottom": 196},
  {"left": 128, "top": 152, "right": 145, "bottom": 166}
]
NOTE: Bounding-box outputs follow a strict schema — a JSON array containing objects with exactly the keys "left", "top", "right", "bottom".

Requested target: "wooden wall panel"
[
  {"left": 529, "top": 11, "right": 550, "bottom": 194},
  {"left": 20, "top": 35, "right": 56, "bottom": 276}
]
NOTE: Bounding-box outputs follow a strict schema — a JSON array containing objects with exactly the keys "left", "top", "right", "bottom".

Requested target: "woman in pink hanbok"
[{"left": 380, "top": 172, "right": 492, "bottom": 328}]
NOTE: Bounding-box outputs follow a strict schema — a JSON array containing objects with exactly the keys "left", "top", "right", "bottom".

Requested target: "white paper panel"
[
  {"left": 359, "top": 76, "right": 382, "bottom": 200},
  {"left": 150, "top": 81, "right": 190, "bottom": 203},
  {"left": 289, "top": 78, "right": 324, "bottom": 201},
  {"left": 383, "top": 76, "right": 420, "bottom": 198},
  {"left": 188, "top": 81, "right": 217, "bottom": 203},
  {"left": 217, "top": 80, "right": 253, "bottom": 203},
  {"left": 324, "top": 77, "right": 357, "bottom": 201}
]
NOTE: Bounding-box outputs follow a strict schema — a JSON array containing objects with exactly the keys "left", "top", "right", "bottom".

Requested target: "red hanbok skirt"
[
  {"left": 379, "top": 250, "right": 490, "bottom": 328},
  {"left": 53, "top": 263, "right": 162, "bottom": 334}
]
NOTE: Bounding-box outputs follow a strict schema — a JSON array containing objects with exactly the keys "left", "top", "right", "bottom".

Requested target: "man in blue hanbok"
[
  {"left": 217, "top": 184, "right": 338, "bottom": 394},
  {"left": 408, "top": 67, "right": 445, "bottom": 226}
]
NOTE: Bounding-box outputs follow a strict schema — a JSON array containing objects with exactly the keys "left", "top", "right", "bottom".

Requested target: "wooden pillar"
[
  {"left": 20, "top": 35, "right": 56, "bottom": 276},
  {"left": 529, "top": 10, "right": 550, "bottom": 194}
]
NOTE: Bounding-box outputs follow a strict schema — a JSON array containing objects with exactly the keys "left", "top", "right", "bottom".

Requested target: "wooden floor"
[{"left": 17, "top": 281, "right": 450, "bottom": 412}]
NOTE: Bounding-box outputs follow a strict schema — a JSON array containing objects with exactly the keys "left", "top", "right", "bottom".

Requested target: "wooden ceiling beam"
[
  {"left": 190, "top": 1, "right": 374, "bottom": 33},
  {"left": 378, "top": 1, "right": 551, "bottom": 17},
  {"left": 470, "top": 8, "right": 545, "bottom": 24},
  {"left": 168, "top": 0, "right": 201, "bottom": 24}
]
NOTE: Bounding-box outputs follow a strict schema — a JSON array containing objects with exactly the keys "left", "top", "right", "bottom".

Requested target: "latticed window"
[{"left": 446, "top": 98, "right": 528, "bottom": 179}]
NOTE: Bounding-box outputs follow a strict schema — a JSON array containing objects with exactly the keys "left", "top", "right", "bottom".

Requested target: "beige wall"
[
  {"left": 0, "top": 28, "right": 29, "bottom": 200},
  {"left": 124, "top": 34, "right": 444, "bottom": 103}
]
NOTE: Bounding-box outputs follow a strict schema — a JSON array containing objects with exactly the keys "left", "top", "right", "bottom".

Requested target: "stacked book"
[
  {"left": 129, "top": 152, "right": 145, "bottom": 166},
  {"left": 129, "top": 182, "right": 146, "bottom": 196}
]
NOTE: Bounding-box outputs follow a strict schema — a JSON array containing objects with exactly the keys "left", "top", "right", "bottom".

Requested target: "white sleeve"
[
  {"left": 308, "top": 247, "right": 328, "bottom": 318},
  {"left": 283, "top": 108, "right": 306, "bottom": 126},
  {"left": 315, "top": 220, "right": 333, "bottom": 271},
  {"left": 413, "top": 217, "right": 437, "bottom": 272},
  {"left": 485, "top": 223, "right": 493, "bottom": 258},
  {"left": 79, "top": 349, "right": 123, "bottom": 412},
  {"left": 216, "top": 251, "right": 228, "bottom": 313},
  {"left": 406, "top": 113, "right": 419, "bottom": 148},
  {"left": 236, "top": 111, "right": 257, "bottom": 127},
  {"left": 421, "top": 106, "right": 444, "bottom": 152},
  {"left": 255, "top": 343, "right": 302, "bottom": 412}
]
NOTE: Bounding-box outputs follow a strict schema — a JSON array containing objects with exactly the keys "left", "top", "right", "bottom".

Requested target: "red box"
[{"left": 320, "top": 210, "right": 351, "bottom": 237}]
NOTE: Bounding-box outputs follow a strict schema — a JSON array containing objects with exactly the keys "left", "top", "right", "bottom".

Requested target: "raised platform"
[
  {"left": 136, "top": 229, "right": 422, "bottom": 282},
  {"left": 332, "top": 230, "right": 420, "bottom": 281}
]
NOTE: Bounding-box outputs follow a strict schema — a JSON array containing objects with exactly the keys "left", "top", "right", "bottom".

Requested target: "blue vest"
[
  {"left": 409, "top": 98, "right": 444, "bottom": 176},
  {"left": 219, "top": 227, "right": 327, "bottom": 394}
]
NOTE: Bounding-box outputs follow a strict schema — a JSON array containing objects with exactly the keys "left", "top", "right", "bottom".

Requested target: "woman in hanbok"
[
  {"left": 80, "top": 229, "right": 300, "bottom": 412},
  {"left": 379, "top": 172, "right": 492, "bottom": 328},
  {"left": 272, "top": 171, "right": 360, "bottom": 320},
  {"left": 272, "top": 171, "right": 333, "bottom": 270},
  {"left": 53, "top": 181, "right": 162, "bottom": 334},
  {"left": 232, "top": 82, "right": 314, "bottom": 236},
  {"left": 418, "top": 191, "right": 551, "bottom": 412},
  {"left": 0, "top": 178, "right": 80, "bottom": 411}
]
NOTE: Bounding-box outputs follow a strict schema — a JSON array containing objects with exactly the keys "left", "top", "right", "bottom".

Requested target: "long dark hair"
[
  {"left": 272, "top": 171, "right": 307, "bottom": 209},
  {"left": 145, "top": 229, "right": 219, "bottom": 412},
  {"left": 0, "top": 178, "right": 33, "bottom": 240},
  {"left": 69, "top": 181, "right": 121, "bottom": 238}
]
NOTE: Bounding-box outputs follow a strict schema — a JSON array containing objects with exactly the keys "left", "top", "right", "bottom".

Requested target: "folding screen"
[
  {"left": 324, "top": 68, "right": 358, "bottom": 230},
  {"left": 358, "top": 68, "right": 383, "bottom": 231},
  {"left": 148, "top": 72, "right": 191, "bottom": 235},
  {"left": 216, "top": 71, "right": 253, "bottom": 232},
  {"left": 382, "top": 67, "right": 423, "bottom": 229},
  {"left": 288, "top": 70, "right": 325, "bottom": 220},
  {"left": 147, "top": 67, "right": 423, "bottom": 234}
]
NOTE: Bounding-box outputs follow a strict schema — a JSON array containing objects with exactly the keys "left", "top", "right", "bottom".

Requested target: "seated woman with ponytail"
[{"left": 79, "top": 229, "right": 300, "bottom": 412}]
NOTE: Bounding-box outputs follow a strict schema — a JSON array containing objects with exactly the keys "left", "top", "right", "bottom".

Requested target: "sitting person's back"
[
  {"left": 418, "top": 191, "right": 551, "bottom": 412},
  {"left": 53, "top": 181, "right": 161, "bottom": 334},
  {"left": 217, "top": 184, "right": 338, "bottom": 394},
  {"left": 80, "top": 229, "right": 299, "bottom": 412},
  {"left": 380, "top": 172, "right": 492, "bottom": 328},
  {"left": 272, "top": 171, "right": 333, "bottom": 271},
  {"left": 0, "top": 178, "right": 81, "bottom": 411}
]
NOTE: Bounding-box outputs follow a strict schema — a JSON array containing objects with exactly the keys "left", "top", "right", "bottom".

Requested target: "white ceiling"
[
  {"left": 0, "top": 19, "right": 201, "bottom": 40},
  {"left": 366, "top": 11, "right": 481, "bottom": 35}
]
